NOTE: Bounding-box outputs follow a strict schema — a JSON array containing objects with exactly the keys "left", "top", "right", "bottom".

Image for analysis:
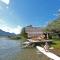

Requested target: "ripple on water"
[{"left": 0, "top": 38, "right": 51, "bottom": 60}]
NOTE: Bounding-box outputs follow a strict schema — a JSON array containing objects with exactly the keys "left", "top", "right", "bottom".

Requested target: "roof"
[{"left": 25, "top": 26, "right": 43, "bottom": 33}]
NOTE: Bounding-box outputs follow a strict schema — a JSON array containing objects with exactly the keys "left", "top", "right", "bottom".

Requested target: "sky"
[{"left": 0, "top": 0, "right": 60, "bottom": 34}]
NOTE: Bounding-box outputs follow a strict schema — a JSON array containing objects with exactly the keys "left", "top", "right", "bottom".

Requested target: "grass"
[{"left": 52, "top": 39, "right": 60, "bottom": 49}]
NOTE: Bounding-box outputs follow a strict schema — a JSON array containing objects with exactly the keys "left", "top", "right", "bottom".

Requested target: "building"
[{"left": 25, "top": 25, "right": 45, "bottom": 40}]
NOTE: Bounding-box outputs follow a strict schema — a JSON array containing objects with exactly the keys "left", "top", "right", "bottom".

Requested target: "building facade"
[{"left": 25, "top": 25, "right": 45, "bottom": 40}]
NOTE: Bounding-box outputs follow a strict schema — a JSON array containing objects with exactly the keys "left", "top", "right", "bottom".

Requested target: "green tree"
[
  {"left": 21, "top": 27, "right": 28, "bottom": 39},
  {"left": 46, "top": 17, "right": 60, "bottom": 38}
]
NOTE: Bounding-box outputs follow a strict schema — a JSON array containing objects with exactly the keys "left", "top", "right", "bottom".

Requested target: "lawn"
[{"left": 52, "top": 39, "right": 60, "bottom": 49}]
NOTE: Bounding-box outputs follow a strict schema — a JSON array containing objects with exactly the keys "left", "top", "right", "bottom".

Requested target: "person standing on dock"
[{"left": 44, "top": 42, "right": 49, "bottom": 52}]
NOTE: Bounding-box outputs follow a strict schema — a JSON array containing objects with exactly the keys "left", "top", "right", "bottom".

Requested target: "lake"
[{"left": 0, "top": 37, "right": 51, "bottom": 60}]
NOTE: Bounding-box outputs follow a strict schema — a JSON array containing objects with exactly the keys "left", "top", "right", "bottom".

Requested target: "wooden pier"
[
  {"left": 22, "top": 39, "right": 53, "bottom": 47},
  {"left": 36, "top": 46, "right": 60, "bottom": 60},
  {"left": 27, "top": 39, "right": 52, "bottom": 43}
]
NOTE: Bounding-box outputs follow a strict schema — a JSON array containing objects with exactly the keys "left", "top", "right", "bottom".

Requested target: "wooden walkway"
[
  {"left": 36, "top": 46, "right": 60, "bottom": 60},
  {"left": 27, "top": 39, "right": 52, "bottom": 43}
]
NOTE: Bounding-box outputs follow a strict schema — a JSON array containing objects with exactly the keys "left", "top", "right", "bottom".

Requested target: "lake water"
[{"left": 0, "top": 37, "right": 50, "bottom": 60}]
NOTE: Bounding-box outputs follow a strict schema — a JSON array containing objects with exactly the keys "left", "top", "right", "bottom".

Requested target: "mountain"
[{"left": 0, "top": 29, "right": 15, "bottom": 36}]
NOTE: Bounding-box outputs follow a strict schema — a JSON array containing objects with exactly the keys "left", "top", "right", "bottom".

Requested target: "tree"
[
  {"left": 46, "top": 17, "right": 60, "bottom": 38},
  {"left": 21, "top": 27, "right": 28, "bottom": 39}
]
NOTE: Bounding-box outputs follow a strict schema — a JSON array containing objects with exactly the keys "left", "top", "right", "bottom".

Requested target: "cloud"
[
  {"left": 0, "top": 19, "right": 22, "bottom": 34},
  {"left": 1, "top": 0, "right": 10, "bottom": 5},
  {"left": 0, "top": 0, "right": 10, "bottom": 10},
  {"left": 58, "top": 9, "right": 60, "bottom": 12},
  {"left": 10, "top": 25, "right": 22, "bottom": 34},
  {"left": 1, "top": 25, "right": 22, "bottom": 34},
  {"left": 0, "top": 25, "right": 22, "bottom": 34},
  {"left": 53, "top": 9, "right": 60, "bottom": 16}
]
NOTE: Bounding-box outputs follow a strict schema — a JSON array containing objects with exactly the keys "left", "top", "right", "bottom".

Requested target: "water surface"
[{"left": 0, "top": 37, "right": 50, "bottom": 60}]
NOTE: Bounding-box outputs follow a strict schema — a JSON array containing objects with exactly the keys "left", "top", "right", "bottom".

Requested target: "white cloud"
[
  {"left": 1, "top": 0, "right": 10, "bottom": 5},
  {"left": 53, "top": 9, "right": 60, "bottom": 16},
  {"left": 0, "top": 0, "right": 10, "bottom": 9},
  {"left": 0, "top": 25, "right": 22, "bottom": 34},
  {"left": 0, "top": 19, "right": 22, "bottom": 34},
  {"left": 58, "top": 9, "right": 60, "bottom": 12},
  {"left": 10, "top": 25, "right": 22, "bottom": 34}
]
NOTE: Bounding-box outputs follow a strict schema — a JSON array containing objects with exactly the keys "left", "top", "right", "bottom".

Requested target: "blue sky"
[{"left": 0, "top": 0, "right": 60, "bottom": 34}]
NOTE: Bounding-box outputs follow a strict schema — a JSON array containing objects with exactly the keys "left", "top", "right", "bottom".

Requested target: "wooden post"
[{"left": 47, "top": 33, "right": 49, "bottom": 39}]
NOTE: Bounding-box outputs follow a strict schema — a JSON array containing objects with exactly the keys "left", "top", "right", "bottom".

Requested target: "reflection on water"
[
  {"left": 14, "top": 48, "right": 50, "bottom": 60},
  {"left": 0, "top": 37, "right": 50, "bottom": 60},
  {"left": 0, "top": 37, "right": 21, "bottom": 60}
]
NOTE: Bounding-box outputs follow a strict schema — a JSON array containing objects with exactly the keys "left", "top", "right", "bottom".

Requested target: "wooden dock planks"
[{"left": 36, "top": 46, "right": 60, "bottom": 60}]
